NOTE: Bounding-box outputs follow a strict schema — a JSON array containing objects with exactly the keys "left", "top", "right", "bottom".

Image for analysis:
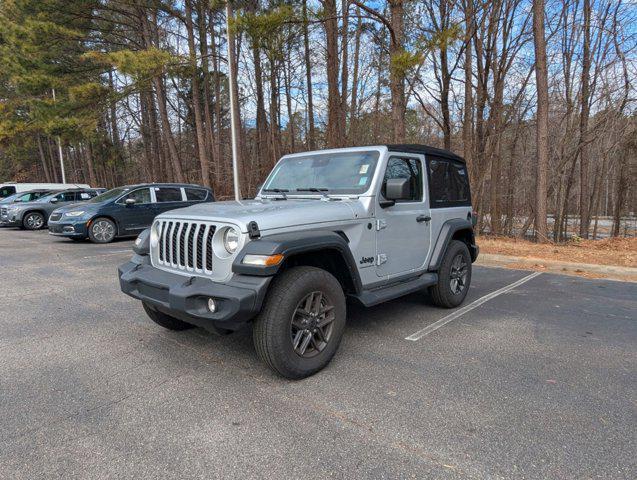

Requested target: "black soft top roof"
[{"left": 385, "top": 144, "right": 465, "bottom": 164}]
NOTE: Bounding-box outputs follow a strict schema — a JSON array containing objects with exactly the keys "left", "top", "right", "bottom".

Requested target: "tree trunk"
[
  {"left": 197, "top": 0, "right": 218, "bottom": 184},
  {"left": 323, "top": 0, "right": 344, "bottom": 147},
  {"left": 578, "top": 0, "right": 592, "bottom": 237},
  {"left": 389, "top": 0, "right": 406, "bottom": 143},
  {"left": 533, "top": 0, "right": 549, "bottom": 242},
  {"left": 612, "top": 154, "right": 628, "bottom": 237},
  {"left": 254, "top": 42, "right": 270, "bottom": 174},
  {"left": 348, "top": 6, "right": 362, "bottom": 142},
  {"left": 185, "top": 0, "right": 211, "bottom": 187},
  {"left": 439, "top": 0, "right": 451, "bottom": 150},
  {"left": 340, "top": 0, "right": 349, "bottom": 137},
  {"left": 36, "top": 135, "right": 53, "bottom": 182},
  {"left": 302, "top": 0, "right": 317, "bottom": 150},
  {"left": 462, "top": 0, "right": 474, "bottom": 172}
]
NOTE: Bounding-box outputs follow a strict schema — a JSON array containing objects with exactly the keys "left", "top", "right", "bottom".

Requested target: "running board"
[{"left": 352, "top": 273, "right": 438, "bottom": 307}]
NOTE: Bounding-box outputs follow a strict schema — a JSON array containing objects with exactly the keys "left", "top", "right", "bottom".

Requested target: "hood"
[
  {"left": 157, "top": 198, "right": 366, "bottom": 232},
  {"left": 52, "top": 202, "right": 100, "bottom": 213}
]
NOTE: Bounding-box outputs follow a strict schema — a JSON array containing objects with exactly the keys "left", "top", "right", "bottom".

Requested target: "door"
[
  {"left": 117, "top": 187, "right": 154, "bottom": 232},
  {"left": 376, "top": 155, "right": 432, "bottom": 277},
  {"left": 152, "top": 186, "right": 186, "bottom": 216}
]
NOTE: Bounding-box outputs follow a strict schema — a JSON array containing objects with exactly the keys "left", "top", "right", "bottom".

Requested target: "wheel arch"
[
  {"left": 21, "top": 209, "right": 47, "bottom": 226},
  {"left": 428, "top": 219, "right": 478, "bottom": 271},
  {"left": 233, "top": 230, "right": 363, "bottom": 295}
]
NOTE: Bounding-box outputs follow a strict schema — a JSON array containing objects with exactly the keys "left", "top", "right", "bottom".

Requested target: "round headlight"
[
  {"left": 223, "top": 227, "right": 240, "bottom": 254},
  {"left": 150, "top": 222, "right": 160, "bottom": 247}
]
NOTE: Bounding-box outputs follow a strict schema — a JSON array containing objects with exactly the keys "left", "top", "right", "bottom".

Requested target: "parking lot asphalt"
[{"left": 1, "top": 227, "right": 635, "bottom": 479}]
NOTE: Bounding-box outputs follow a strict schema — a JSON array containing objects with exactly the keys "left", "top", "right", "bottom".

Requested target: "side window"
[
  {"left": 121, "top": 188, "right": 151, "bottom": 204},
  {"left": 185, "top": 188, "right": 208, "bottom": 201},
  {"left": 79, "top": 192, "right": 93, "bottom": 200},
  {"left": 155, "top": 187, "right": 183, "bottom": 202},
  {"left": 0, "top": 186, "right": 16, "bottom": 197},
  {"left": 382, "top": 157, "right": 423, "bottom": 202},
  {"left": 58, "top": 192, "right": 78, "bottom": 202},
  {"left": 427, "top": 158, "right": 471, "bottom": 207}
]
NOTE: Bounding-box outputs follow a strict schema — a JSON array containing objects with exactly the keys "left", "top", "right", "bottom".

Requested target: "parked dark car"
[
  {"left": 0, "top": 188, "right": 102, "bottom": 230},
  {"left": 48, "top": 183, "right": 214, "bottom": 243}
]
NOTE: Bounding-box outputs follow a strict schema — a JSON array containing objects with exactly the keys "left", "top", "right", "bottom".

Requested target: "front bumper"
[
  {"left": 0, "top": 211, "right": 21, "bottom": 226},
  {"left": 118, "top": 258, "right": 271, "bottom": 334},
  {"left": 48, "top": 220, "right": 89, "bottom": 238}
]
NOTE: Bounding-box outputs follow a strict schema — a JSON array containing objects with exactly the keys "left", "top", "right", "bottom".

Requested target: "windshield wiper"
[
  {"left": 296, "top": 188, "right": 328, "bottom": 193},
  {"left": 262, "top": 188, "right": 288, "bottom": 199},
  {"left": 296, "top": 187, "right": 330, "bottom": 199}
]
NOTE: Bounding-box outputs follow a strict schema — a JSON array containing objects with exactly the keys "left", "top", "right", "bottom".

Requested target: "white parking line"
[{"left": 405, "top": 272, "right": 542, "bottom": 341}]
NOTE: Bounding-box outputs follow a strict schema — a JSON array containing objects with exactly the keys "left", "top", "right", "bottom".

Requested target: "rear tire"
[
  {"left": 429, "top": 240, "right": 472, "bottom": 308},
  {"left": 143, "top": 302, "right": 194, "bottom": 331},
  {"left": 253, "top": 266, "right": 346, "bottom": 379},
  {"left": 22, "top": 212, "right": 45, "bottom": 230},
  {"left": 88, "top": 217, "right": 116, "bottom": 243}
]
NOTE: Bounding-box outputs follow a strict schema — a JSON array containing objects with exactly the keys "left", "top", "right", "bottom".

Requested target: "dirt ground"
[{"left": 477, "top": 236, "right": 637, "bottom": 269}]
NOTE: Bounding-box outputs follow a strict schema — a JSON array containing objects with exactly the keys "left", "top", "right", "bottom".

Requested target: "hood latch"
[{"left": 248, "top": 221, "right": 261, "bottom": 239}]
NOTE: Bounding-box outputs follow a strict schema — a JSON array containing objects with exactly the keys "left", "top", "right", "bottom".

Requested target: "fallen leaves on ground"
[{"left": 477, "top": 236, "right": 637, "bottom": 268}]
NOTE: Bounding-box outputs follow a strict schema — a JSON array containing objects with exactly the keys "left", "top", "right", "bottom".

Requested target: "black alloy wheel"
[{"left": 291, "top": 291, "right": 336, "bottom": 358}]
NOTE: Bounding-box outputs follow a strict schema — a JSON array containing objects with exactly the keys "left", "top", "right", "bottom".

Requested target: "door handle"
[{"left": 416, "top": 215, "right": 431, "bottom": 223}]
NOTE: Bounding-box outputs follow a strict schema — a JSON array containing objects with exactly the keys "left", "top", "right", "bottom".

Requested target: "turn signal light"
[{"left": 242, "top": 254, "right": 284, "bottom": 267}]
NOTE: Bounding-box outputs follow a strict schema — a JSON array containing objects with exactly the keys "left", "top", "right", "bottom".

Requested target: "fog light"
[{"left": 207, "top": 298, "right": 217, "bottom": 313}]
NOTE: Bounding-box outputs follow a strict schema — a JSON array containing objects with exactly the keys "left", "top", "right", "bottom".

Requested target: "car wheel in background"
[
  {"left": 142, "top": 302, "right": 194, "bottom": 331},
  {"left": 253, "top": 266, "right": 347, "bottom": 379},
  {"left": 429, "top": 240, "right": 472, "bottom": 308},
  {"left": 22, "top": 212, "right": 45, "bottom": 230},
  {"left": 88, "top": 217, "right": 116, "bottom": 243}
]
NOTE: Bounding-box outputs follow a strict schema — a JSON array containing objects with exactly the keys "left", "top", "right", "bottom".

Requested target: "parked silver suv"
[{"left": 119, "top": 145, "right": 478, "bottom": 378}]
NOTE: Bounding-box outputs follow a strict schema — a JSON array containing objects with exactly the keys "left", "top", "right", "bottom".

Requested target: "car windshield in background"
[
  {"left": 263, "top": 151, "right": 380, "bottom": 195},
  {"left": 86, "top": 187, "right": 129, "bottom": 204}
]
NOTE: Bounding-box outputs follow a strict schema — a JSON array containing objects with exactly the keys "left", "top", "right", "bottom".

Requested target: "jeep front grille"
[{"left": 156, "top": 220, "right": 216, "bottom": 273}]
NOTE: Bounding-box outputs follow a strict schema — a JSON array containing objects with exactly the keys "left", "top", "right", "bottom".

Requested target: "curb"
[{"left": 476, "top": 253, "right": 637, "bottom": 282}]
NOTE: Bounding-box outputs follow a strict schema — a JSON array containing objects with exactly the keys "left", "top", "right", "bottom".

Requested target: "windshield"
[
  {"left": 86, "top": 187, "right": 129, "bottom": 204},
  {"left": 262, "top": 151, "right": 380, "bottom": 195},
  {"left": 1, "top": 192, "right": 22, "bottom": 202}
]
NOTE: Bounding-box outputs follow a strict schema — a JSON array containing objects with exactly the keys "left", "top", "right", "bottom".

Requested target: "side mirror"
[
  {"left": 380, "top": 178, "right": 411, "bottom": 208},
  {"left": 125, "top": 198, "right": 136, "bottom": 206},
  {"left": 50, "top": 197, "right": 59, "bottom": 204}
]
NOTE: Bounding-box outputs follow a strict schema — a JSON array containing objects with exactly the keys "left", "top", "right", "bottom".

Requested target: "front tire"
[
  {"left": 143, "top": 302, "right": 193, "bottom": 331},
  {"left": 88, "top": 217, "right": 116, "bottom": 243},
  {"left": 429, "top": 240, "right": 472, "bottom": 308},
  {"left": 22, "top": 212, "right": 45, "bottom": 230},
  {"left": 253, "top": 266, "right": 346, "bottom": 379}
]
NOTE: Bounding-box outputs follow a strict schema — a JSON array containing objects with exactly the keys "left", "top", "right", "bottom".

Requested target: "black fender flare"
[
  {"left": 232, "top": 230, "right": 363, "bottom": 294},
  {"left": 428, "top": 219, "right": 478, "bottom": 271}
]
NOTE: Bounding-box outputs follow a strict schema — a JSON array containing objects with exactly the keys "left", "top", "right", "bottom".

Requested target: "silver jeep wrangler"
[{"left": 119, "top": 145, "right": 478, "bottom": 378}]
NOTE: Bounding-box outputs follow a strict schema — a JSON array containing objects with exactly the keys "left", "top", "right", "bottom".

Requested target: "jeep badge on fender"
[{"left": 118, "top": 145, "right": 478, "bottom": 379}]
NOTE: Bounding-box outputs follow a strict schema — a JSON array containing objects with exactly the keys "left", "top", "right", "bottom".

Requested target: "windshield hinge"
[{"left": 376, "top": 219, "right": 387, "bottom": 231}]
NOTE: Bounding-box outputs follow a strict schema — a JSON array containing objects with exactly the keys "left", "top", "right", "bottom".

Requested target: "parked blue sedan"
[{"left": 48, "top": 183, "right": 213, "bottom": 243}]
